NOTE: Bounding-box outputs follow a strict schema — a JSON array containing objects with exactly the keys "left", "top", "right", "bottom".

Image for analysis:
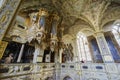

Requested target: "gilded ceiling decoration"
[{"left": 5, "top": 0, "right": 120, "bottom": 43}]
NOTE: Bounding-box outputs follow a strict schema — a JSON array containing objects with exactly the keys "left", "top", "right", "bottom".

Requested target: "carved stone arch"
[
  {"left": 100, "top": 4, "right": 120, "bottom": 30},
  {"left": 101, "top": 18, "right": 120, "bottom": 30},
  {"left": 79, "top": 14, "right": 95, "bottom": 30},
  {"left": 80, "top": 28, "right": 94, "bottom": 32},
  {"left": 62, "top": 75, "right": 74, "bottom": 80},
  {"left": 45, "top": 76, "right": 54, "bottom": 80},
  {"left": 68, "top": 18, "right": 95, "bottom": 37},
  {"left": 63, "top": 16, "right": 93, "bottom": 35},
  {"left": 77, "top": 28, "right": 95, "bottom": 37},
  {"left": 102, "top": 20, "right": 115, "bottom": 32},
  {"left": 63, "top": 76, "right": 73, "bottom": 80},
  {"left": 76, "top": 16, "right": 95, "bottom": 31}
]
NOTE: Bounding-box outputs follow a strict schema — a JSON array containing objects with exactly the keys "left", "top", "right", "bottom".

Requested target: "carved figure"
[
  {"left": 62, "top": 44, "right": 74, "bottom": 62},
  {"left": 5, "top": 53, "right": 13, "bottom": 63}
]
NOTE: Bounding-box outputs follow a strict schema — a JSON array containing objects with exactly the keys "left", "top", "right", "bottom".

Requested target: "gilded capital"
[{"left": 39, "top": 8, "right": 48, "bottom": 16}]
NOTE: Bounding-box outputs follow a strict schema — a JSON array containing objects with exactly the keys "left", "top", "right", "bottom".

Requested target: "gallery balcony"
[{"left": 0, "top": 63, "right": 55, "bottom": 80}]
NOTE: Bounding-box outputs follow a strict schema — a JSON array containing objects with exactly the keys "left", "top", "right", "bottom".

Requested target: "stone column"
[
  {"left": 72, "top": 38, "right": 79, "bottom": 62},
  {"left": 94, "top": 32, "right": 114, "bottom": 62},
  {"left": 59, "top": 48, "right": 63, "bottom": 63},
  {"left": 17, "top": 44, "right": 25, "bottom": 62},
  {"left": 55, "top": 51, "right": 58, "bottom": 63},
  {"left": 33, "top": 44, "right": 39, "bottom": 63}
]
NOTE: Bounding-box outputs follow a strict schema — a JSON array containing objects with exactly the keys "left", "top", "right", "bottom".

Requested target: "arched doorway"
[
  {"left": 45, "top": 77, "right": 54, "bottom": 80},
  {"left": 63, "top": 76, "right": 73, "bottom": 80}
]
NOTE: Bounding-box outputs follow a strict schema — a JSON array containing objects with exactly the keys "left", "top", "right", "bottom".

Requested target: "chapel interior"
[{"left": 0, "top": 0, "right": 120, "bottom": 80}]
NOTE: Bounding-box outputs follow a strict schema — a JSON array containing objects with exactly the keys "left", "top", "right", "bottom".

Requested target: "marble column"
[
  {"left": 17, "top": 44, "right": 25, "bottom": 62},
  {"left": 94, "top": 32, "right": 114, "bottom": 62}
]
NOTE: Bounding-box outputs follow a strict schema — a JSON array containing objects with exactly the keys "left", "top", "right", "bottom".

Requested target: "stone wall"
[{"left": 57, "top": 63, "right": 120, "bottom": 80}]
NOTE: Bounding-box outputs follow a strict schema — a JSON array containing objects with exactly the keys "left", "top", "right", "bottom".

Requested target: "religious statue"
[
  {"left": 62, "top": 43, "right": 74, "bottom": 63},
  {"left": 5, "top": 53, "right": 13, "bottom": 63},
  {"left": 68, "top": 44, "right": 74, "bottom": 61}
]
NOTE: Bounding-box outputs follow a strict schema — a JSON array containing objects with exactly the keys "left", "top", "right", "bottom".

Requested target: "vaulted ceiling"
[{"left": 6, "top": 0, "right": 120, "bottom": 42}]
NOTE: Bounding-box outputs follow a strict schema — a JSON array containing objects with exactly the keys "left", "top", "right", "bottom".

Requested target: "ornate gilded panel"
[
  {"left": 0, "top": 0, "right": 21, "bottom": 40},
  {"left": 0, "top": 41, "right": 8, "bottom": 59}
]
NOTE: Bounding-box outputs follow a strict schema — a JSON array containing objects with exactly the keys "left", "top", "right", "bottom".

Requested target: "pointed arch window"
[
  {"left": 77, "top": 32, "right": 92, "bottom": 62},
  {"left": 112, "top": 23, "right": 120, "bottom": 46}
]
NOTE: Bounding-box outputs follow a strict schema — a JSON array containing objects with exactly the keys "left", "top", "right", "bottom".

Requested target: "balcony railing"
[
  {"left": 0, "top": 63, "right": 120, "bottom": 80},
  {"left": 0, "top": 63, "right": 55, "bottom": 79}
]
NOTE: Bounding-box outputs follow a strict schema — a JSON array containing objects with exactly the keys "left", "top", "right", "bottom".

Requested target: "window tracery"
[{"left": 77, "top": 32, "right": 92, "bottom": 62}]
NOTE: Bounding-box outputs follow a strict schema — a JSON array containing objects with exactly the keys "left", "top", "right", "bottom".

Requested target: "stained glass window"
[{"left": 77, "top": 32, "right": 92, "bottom": 62}]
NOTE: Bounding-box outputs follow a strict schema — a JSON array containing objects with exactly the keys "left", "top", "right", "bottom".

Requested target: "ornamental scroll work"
[
  {"left": 26, "top": 8, "right": 59, "bottom": 45},
  {"left": 0, "top": 0, "right": 21, "bottom": 40},
  {"left": 27, "top": 9, "right": 49, "bottom": 44}
]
